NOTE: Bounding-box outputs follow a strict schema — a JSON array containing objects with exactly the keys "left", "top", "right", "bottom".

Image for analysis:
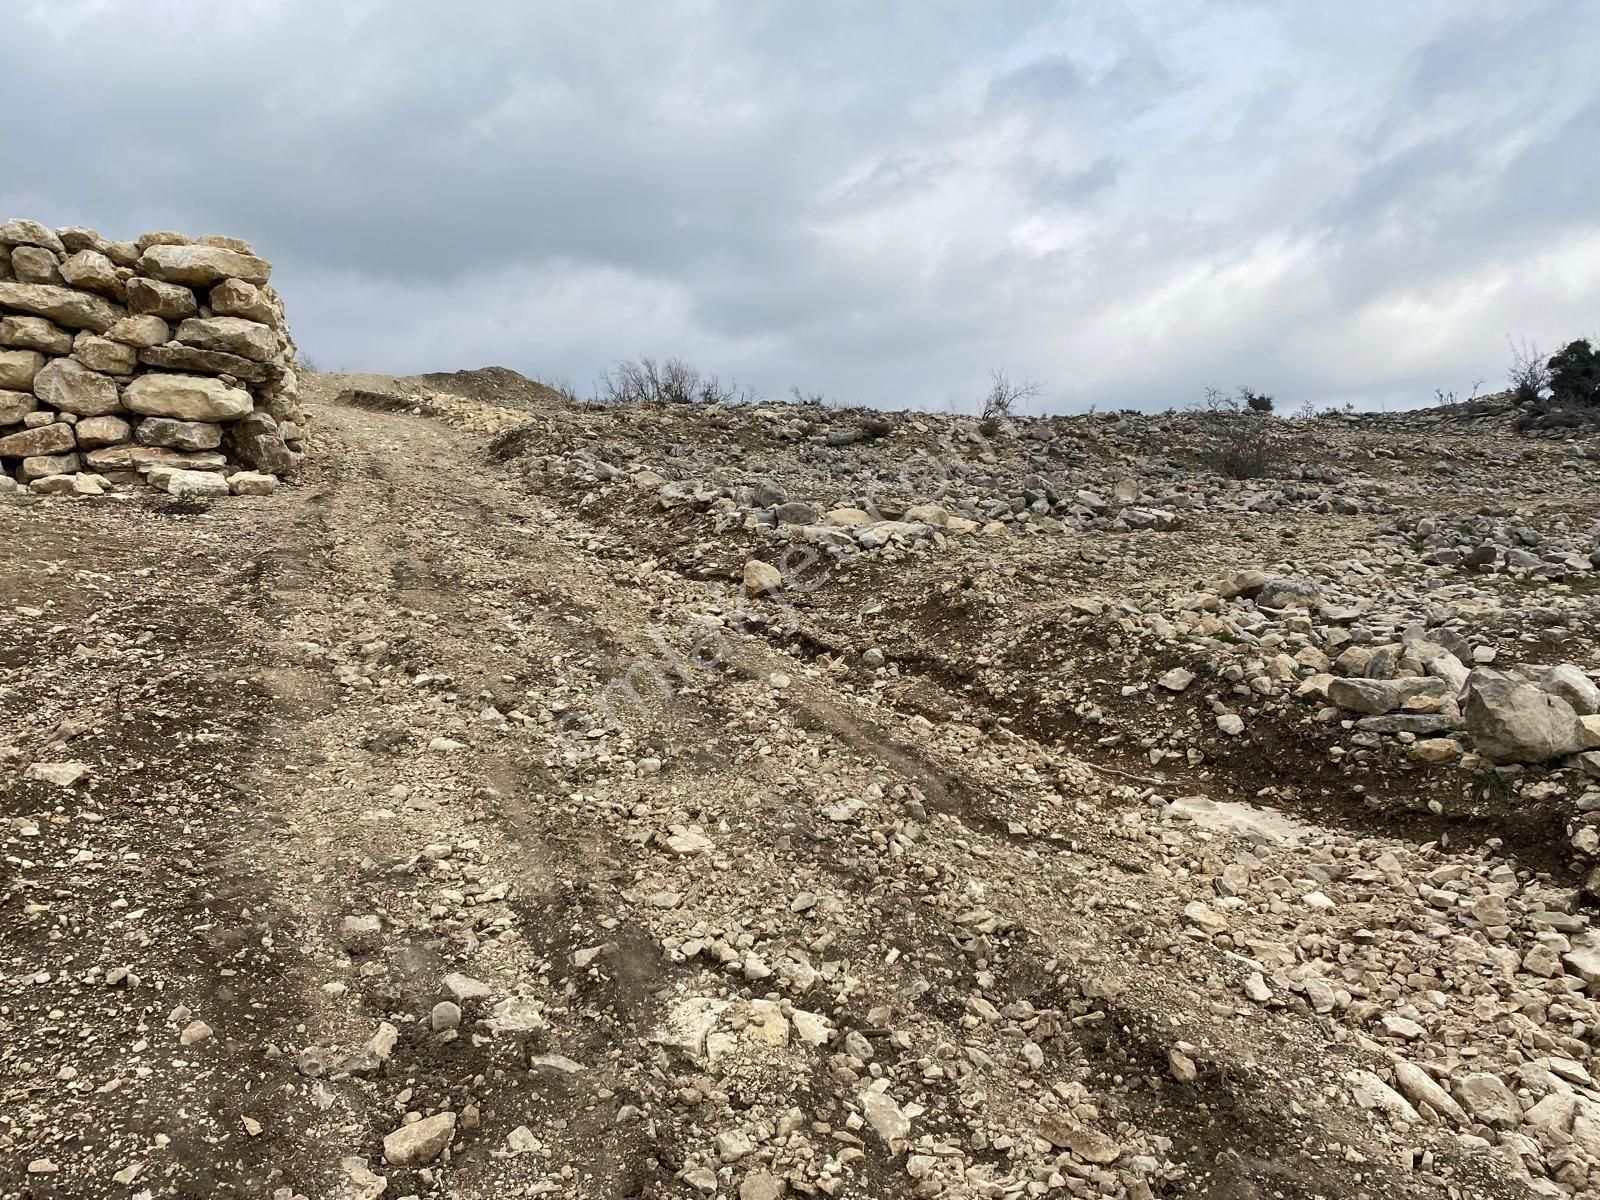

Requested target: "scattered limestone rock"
[
  {"left": 229, "top": 471, "right": 277, "bottom": 496},
  {"left": 382, "top": 1112, "right": 455, "bottom": 1166},
  {"left": 23, "top": 761, "right": 90, "bottom": 787},
  {"left": 744, "top": 558, "right": 783, "bottom": 596},
  {"left": 1464, "top": 668, "right": 1589, "bottom": 763},
  {"left": 160, "top": 469, "right": 230, "bottom": 499}
]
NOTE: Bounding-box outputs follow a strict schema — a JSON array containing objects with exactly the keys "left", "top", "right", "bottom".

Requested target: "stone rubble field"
[
  {"left": 4, "top": 370, "right": 1600, "bottom": 1199},
  {"left": 0, "top": 218, "right": 305, "bottom": 500}
]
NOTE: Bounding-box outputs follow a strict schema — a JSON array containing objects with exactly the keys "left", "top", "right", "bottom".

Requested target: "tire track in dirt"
[{"left": 4, "top": 388, "right": 1528, "bottom": 1199}]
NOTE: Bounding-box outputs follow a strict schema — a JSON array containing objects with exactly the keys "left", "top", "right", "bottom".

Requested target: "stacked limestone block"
[{"left": 0, "top": 218, "right": 306, "bottom": 498}]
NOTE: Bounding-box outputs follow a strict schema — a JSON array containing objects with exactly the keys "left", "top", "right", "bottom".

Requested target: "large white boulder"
[
  {"left": 125, "top": 277, "right": 198, "bottom": 320},
  {"left": 0, "top": 280, "right": 125, "bottom": 331},
  {"left": 136, "top": 243, "right": 271, "bottom": 287},
  {"left": 104, "top": 314, "right": 171, "bottom": 348},
  {"left": 175, "top": 315, "right": 278, "bottom": 362},
  {"left": 33, "top": 358, "right": 123, "bottom": 416},
  {"left": 74, "top": 414, "right": 132, "bottom": 447},
  {"left": 1463, "top": 669, "right": 1590, "bottom": 764},
  {"left": 0, "top": 348, "right": 44, "bottom": 390},
  {"left": 0, "top": 390, "right": 37, "bottom": 424},
  {"left": 208, "top": 278, "right": 278, "bottom": 325},
  {"left": 0, "top": 314, "right": 73, "bottom": 355},
  {"left": 1543, "top": 665, "right": 1600, "bottom": 717},
  {"left": 123, "top": 373, "right": 252, "bottom": 422},
  {"left": 1327, "top": 676, "right": 1447, "bottom": 716},
  {"left": 137, "top": 417, "right": 222, "bottom": 451},
  {"left": 0, "top": 422, "right": 75, "bottom": 457},
  {"left": 58, "top": 249, "right": 122, "bottom": 296},
  {"left": 158, "top": 468, "right": 230, "bottom": 498}
]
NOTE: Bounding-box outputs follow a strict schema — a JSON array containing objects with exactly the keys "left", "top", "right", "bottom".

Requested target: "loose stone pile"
[{"left": 0, "top": 217, "right": 304, "bottom": 497}]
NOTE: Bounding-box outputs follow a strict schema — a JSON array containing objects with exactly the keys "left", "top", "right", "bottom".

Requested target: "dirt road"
[{"left": 0, "top": 392, "right": 1545, "bottom": 1198}]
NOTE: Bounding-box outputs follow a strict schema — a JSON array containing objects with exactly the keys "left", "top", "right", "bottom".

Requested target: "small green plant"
[{"left": 1469, "top": 769, "right": 1514, "bottom": 807}]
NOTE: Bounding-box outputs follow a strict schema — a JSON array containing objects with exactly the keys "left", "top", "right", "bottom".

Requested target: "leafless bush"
[
  {"left": 1508, "top": 337, "right": 1550, "bottom": 405},
  {"left": 981, "top": 368, "right": 1042, "bottom": 421},
  {"left": 596, "top": 356, "right": 755, "bottom": 406},
  {"left": 1200, "top": 414, "right": 1278, "bottom": 479},
  {"left": 537, "top": 375, "right": 579, "bottom": 403},
  {"left": 1199, "top": 385, "right": 1273, "bottom": 414}
]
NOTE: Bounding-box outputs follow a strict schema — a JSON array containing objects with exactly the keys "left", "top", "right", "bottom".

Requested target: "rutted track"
[{"left": 0, "top": 387, "right": 1567, "bottom": 1198}]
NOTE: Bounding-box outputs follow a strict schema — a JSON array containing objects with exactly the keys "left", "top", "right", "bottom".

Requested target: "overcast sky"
[{"left": 4, "top": 1, "right": 1597, "bottom": 413}]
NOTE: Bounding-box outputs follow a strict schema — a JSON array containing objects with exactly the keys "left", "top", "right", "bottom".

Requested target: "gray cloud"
[
  {"left": 3, "top": 0, "right": 1598, "bottom": 412},
  {"left": 988, "top": 54, "right": 1088, "bottom": 110}
]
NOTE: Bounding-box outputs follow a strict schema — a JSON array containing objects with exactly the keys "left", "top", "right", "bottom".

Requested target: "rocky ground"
[{"left": 4, "top": 373, "right": 1600, "bottom": 1200}]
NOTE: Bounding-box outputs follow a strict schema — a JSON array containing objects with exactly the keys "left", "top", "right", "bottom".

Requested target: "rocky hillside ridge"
[
  {"left": 0, "top": 217, "right": 305, "bottom": 499},
  {"left": 8, "top": 369, "right": 1600, "bottom": 1200},
  {"left": 168, "top": 371, "right": 1599, "bottom": 1195}
]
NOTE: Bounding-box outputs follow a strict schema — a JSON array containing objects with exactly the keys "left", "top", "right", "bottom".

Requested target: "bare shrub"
[
  {"left": 538, "top": 375, "right": 579, "bottom": 403},
  {"left": 1433, "top": 379, "right": 1486, "bottom": 408},
  {"left": 596, "top": 356, "right": 755, "bottom": 405},
  {"left": 1199, "top": 385, "right": 1273, "bottom": 414},
  {"left": 1203, "top": 418, "right": 1278, "bottom": 479},
  {"left": 981, "top": 368, "right": 1041, "bottom": 421},
  {"left": 1508, "top": 338, "right": 1550, "bottom": 405}
]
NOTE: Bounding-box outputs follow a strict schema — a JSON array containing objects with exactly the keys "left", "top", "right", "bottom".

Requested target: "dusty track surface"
[{"left": 3, "top": 385, "right": 1593, "bottom": 1199}]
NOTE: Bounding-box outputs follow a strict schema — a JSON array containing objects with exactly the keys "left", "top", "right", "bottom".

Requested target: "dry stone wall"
[{"left": 0, "top": 217, "right": 305, "bottom": 498}]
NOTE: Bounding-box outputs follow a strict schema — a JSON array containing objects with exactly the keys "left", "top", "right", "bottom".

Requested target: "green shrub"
[{"left": 1548, "top": 338, "right": 1600, "bottom": 407}]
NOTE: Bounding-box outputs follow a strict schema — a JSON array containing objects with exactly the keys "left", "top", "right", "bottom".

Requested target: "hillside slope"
[{"left": 5, "top": 373, "right": 1600, "bottom": 1199}]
